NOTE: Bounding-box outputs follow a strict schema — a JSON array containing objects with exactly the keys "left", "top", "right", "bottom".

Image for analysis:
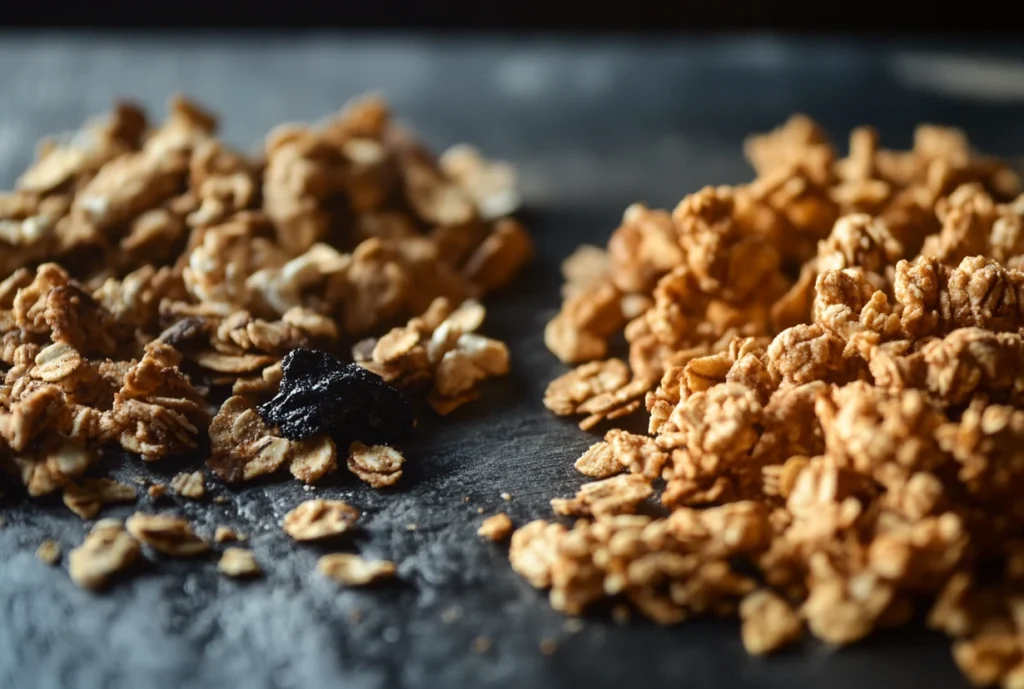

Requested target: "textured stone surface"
[{"left": 2, "top": 32, "right": 1023, "bottom": 689}]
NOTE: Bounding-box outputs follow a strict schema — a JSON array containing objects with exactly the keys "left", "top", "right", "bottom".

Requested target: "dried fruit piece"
[
  {"left": 282, "top": 499, "right": 360, "bottom": 541},
  {"left": 258, "top": 349, "right": 414, "bottom": 443},
  {"left": 317, "top": 553, "right": 396, "bottom": 586}
]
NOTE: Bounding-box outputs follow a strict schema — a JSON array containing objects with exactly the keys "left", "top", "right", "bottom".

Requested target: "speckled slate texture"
[{"left": 1, "top": 32, "right": 1024, "bottom": 689}]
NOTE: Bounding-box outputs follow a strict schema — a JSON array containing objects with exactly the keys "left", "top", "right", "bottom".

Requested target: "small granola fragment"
[
  {"left": 739, "top": 590, "right": 803, "bottom": 655},
  {"left": 346, "top": 441, "right": 404, "bottom": 488},
  {"left": 170, "top": 471, "right": 205, "bottom": 500},
  {"left": 317, "top": 553, "right": 396, "bottom": 586},
  {"left": 478, "top": 513, "right": 514, "bottom": 541},
  {"left": 550, "top": 474, "right": 654, "bottom": 518},
  {"left": 63, "top": 478, "right": 138, "bottom": 519},
  {"left": 68, "top": 519, "right": 141, "bottom": 591},
  {"left": 214, "top": 526, "right": 245, "bottom": 543},
  {"left": 282, "top": 499, "right": 360, "bottom": 541},
  {"left": 125, "top": 513, "right": 209, "bottom": 557},
  {"left": 36, "top": 539, "right": 61, "bottom": 565},
  {"left": 218, "top": 548, "right": 262, "bottom": 578}
]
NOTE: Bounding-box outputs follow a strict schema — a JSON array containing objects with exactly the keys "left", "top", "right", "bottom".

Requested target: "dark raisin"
[{"left": 257, "top": 349, "right": 415, "bottom": 444}]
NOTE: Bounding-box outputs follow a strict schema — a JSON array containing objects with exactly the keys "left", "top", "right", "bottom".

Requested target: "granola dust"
[
  {"left": 525, "top": 116, "right": 1024, "bottom": 687},
  {"left": 0, "top": 94, "right": 528, "bottom": 590}
]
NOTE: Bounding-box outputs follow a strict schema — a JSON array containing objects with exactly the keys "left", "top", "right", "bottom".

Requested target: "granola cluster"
[
  {"left": 0, "top": 95, "right": 528, "bottom": 587},
  {"left": 530, "top": 116, "right": 1024, "bottom": 685}
]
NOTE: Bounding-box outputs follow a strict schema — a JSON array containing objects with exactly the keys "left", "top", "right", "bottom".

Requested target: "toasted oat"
[
  {"left": 218, "top": 548, "right": 262, "bottom": 578},
  {"left": 68, "top": 519, "right": 141, "bottom": 591},
  {"left": 170, "top": 471, "right": 205, "bottom": 500},
  {"left": 36, "top": 539, "right": 60, "bottom": 565},
  {"left": 478, "top": 513, "right": 514, "bottom": 541},
  {"left": 125, "top": 513, "right": 209, "bottom": 556},
  {"left": 316, "top": 553, "right": 396, "bottom": 586},
  {"left": 63, "top": 478, "right": 138, "bottom": 520},
  {"left": 282, "top": 499, "right": 360, "bottom": 541},
  {"left": 346, "top": 442, "right": 404, "bottom": 488},
  {"left": 147, "top": 483, "right": 167, "bottom": 499},
  {"left": 214, "top": 526, "right": 246, "bottom": 543}
]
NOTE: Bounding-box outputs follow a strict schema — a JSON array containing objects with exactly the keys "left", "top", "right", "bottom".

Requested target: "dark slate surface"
[{"left": 1, "top": 32, "right": 1024, "bottom": 689}]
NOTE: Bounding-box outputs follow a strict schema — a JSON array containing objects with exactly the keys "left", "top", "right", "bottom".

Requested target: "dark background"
[{"left": 3, "top": 0, "right": 1024, "bottom": 31}]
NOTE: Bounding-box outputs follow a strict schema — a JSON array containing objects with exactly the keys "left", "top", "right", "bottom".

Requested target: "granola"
[
  {"left": 524, "top": 115, "right": 1024, "bottom": 686},
  {"left": 316, "top": 553, "right": 396, "bottom": 586},
  {"left": 282, "top": 499, "right": 360, "bottom": 541},
  {"left": 218, "top": 547, "right": 262, "bottom": 578}
]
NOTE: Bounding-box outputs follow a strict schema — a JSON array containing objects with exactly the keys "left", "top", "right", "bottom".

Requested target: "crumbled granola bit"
[
  {"left": 539, "top": 638, "right": 558, "bottom": 656},
  {"left": 63, "top": 478, "right": 137, "bottom": 519},
  {"left": 147, "top": 483, "right": 167, "bottom": 499},
  {"left": 526, "top": 116, "right": 1024, "bottom": 687},
  {"left": 68, "top": 519, "right": 141, "bottom": 591},
  {"left": 478, "top": 513, "right": 514, "bottom": 541},
  {"left": 282, "top": 499, "right": 360, "bottom": 541},
  {"left": 500, "top": 492, "right": 512, "bottom": 501},
  {"left": 36, "top": 539, "right": 60, "bottom": 565},
  {"left": 218, "top": 548, "right": 262, "bottom": 578},
  {"left": 346, "top": 441, "right": 404, "bottom": 488},
  {"left": 739, "top": 590, "right": 803, "bottom": 655},
  {"left": 471, "top": 636, "right": 493, "bottom": 654},
  {"left": 170, "top": 470, "right": 205, "bottom": 500},
  {"left": 214, "top": 526, "right": 245, "bottom": 543},
  {"left": 125, "top": 512, "right": 209, "bottom": 556},
  {"left": 316, "top": 553, "right": 396, "bottom": 586}
]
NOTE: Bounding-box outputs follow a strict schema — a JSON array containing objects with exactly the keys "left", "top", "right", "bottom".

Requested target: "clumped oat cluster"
[
  {"left": 526, "top": 115, "right": 1024, "bottom": 686},
  {"left": 0, "top": 95, "right": 528, "bottom": 585}
]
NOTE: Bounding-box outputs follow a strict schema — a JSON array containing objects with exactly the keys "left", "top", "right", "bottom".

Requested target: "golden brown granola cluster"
[
  {"left": 529, "top": 115, "right": 1024, "bottom": 685},
  {"left": 0, "top": 95, "right": 528, "bottom": 587}
]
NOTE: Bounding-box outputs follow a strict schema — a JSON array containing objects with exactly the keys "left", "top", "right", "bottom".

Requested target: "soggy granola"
[
  {"left": 528, "top": 116, "right": 1024, "bottom": 687},
  {"left": 0, "top": 94, "right": 527, "bottom": 591}
]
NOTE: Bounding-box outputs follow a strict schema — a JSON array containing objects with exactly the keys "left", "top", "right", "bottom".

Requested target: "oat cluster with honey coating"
[
  {"left": 529, "top": 115, "right": 1024, "bottom": 685},
  {"left": 0, "top": 95, "right": 528, "bottom": 587}
]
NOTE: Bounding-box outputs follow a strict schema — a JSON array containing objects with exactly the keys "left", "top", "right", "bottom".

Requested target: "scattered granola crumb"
[
  {"left": 214, "top": 526, "right": 245, "bottom": 543},
  {"left": 611, "top": 605, "right": 632, "bottom": 625},
  {"left": 539, "top": 638, "right": 559, "bottom": 656},
  {"left": 405, "top": 523, "right": 418, "bottom": 531},
  {"left": 170, "top": 471, "right": 205, "bottom": 500},
  {"left": 213, "top": 496, "right": 229, "bottom": 505},
  {"left": 563, "top": 618, "right": 584, "bottom": 634},
  {"left": 478, "top": 513, "right": 514, "bottom": 541},
  {"left": 63, "top": 479, "right": 137, "bottom": 520},
  {"left": 218, "top": 548, "right": 262, "bottom": 578},
  {"left": 148, "top": 484, "right": 167, "bottom": 500},
  {"left": 283, "top": 499, "right": 360, "bottom": 541},
  {"left": 441, "top": 605, "right": 463, "bottom": 623},
  {"left": 68, "top": 519, "right": 141, "bottom": 591},
  {"left": 36, "top": 539, "right": 60, "bottom": 565},
  {"left": 476, "top": 507, "right": 485, "bottom": 514},
  {"left": 346, "top": 442, "right": 404, "bottom": 488},
  {"left": 500, "top": 492, "right": 512, "bottom": 501},
  {"left": 317, "top": 553, "right": 396, "bottom": 586},
  {"left": 472, "top": 636, "right": 493, "bottom": 654},
  {"left": 125, "top": 513, "right": 209, "bottom": 557}
]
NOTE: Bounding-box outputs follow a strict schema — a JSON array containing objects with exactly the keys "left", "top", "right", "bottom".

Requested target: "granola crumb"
[
  {"left": 611, "top": 605, "right": 632, "bottom": 625},
  {"left": 170, "top": 471, "right": 205, "bottom": 500},
  {"left": 68, "top": 519, "right": 141, "bottom": 591},
  {"left": 405, "top": 523, "right": 418, "bottom": 531},
  {"left": 148, "top": 484, "right": 167, "bottom": 500},
  {"left": 500, "top": 492, "right": 512, "bottom": 501},
  {"left": 478, "top": 513, "right": 514, "bottom": 541},
  {"left": 476, "top": 506, "right": 485, "bottom": 514},
  {"left": 214, "top": 526, "right": 245, "bottom": 543},
  {"left": 125, "top": 513, "right": 209, "bottom": 557},
  {"left": 218, "top": 547, "right": 262, "bottom": 578},
  {"left": 36, "top": 539, "right": 60, "bottom": 566},
  {"left": 283, "top": 499, "right": 360, "bottom": 541},
  {"left": 441, "top": 605, "right": 463, "bottom": 623},
  {"left": 539, "top": 638, "right": 558, "bottom": 656},
  {"left": 563, "top": 618, "right": 584, "bottom": 634},
  {"left": 317, "top": 553, "right": 396, "bottom": 586},
  {"left": 472, "top": 636, "right": 493, "bottom": 654},
  {"left": 213, "top": 496, "right": 229, "bottom": 505}
]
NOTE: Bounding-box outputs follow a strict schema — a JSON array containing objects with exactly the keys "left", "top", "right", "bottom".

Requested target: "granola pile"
[
  {"left": 0, "top": 95, "right": 528, "bottom": 584},
  {"left": 526, "top": 115, "right": 1024, "bottom": 686}
]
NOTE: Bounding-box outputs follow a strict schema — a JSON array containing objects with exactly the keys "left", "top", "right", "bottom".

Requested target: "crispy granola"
[
  {"left": 125, "top": 512, "right": 209, "bottom": 557},
  {"left": 478, "top": 512, "right": 514, "bottom": 541},
  {"left": 218, "top": 547, "right": 262, "bottom": 578},
  {"left": 282, "top": 499, "right": 360, "bottom": 541},
  {"left": 316, "top": 553, "right": 396, "bottom": 586},
  {"left": 68, "top": 519, "right": 141, "bottom": 590},
  {"left": 526, "top": 115, "right": 1024, "bottom": 686}
]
